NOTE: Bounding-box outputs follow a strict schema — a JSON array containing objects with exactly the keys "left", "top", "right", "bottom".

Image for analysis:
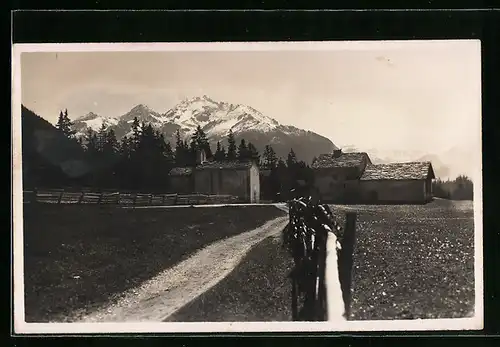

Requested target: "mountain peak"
[
  {"left": 130, "top": 104, "right": 151, "bottom": 111},
  {"left": 76, "top": 111, "right": 100, "bottom": 121},
  {"left": 71, "top": 96, "right": 337, "bottom": 164},
  {"left": 119, "top": 103, "right": 164, "bottom": 123}
]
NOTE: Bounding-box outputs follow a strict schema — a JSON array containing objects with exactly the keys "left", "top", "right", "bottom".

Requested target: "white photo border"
[{"left": 11, "top": 41, "right": 484, "bottom": 334}]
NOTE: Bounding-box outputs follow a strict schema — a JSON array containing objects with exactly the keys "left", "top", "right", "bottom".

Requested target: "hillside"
[
  {"left": 72, "top": 96, "right": 337, "bottom": 163},
  {"left": 21, "top": 105, "right": 90, "bottom": 188}
]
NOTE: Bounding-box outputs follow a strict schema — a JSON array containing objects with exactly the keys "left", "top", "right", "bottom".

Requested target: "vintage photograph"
[{"left": 12, "top": 41, "right": 482, "bottom": 333}]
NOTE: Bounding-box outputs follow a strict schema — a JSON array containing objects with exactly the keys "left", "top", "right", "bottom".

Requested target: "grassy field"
[
  {"left": 166, "top": 232, "right": 294, "bottom": 322},
  {"left": 168, "top": 199, "right": 475, "bottom": 321},
  {"left": 22, "top": 204, "right": 285, "bottom": 322},
  {"left": 330, "top": 199, "right": 475, "bottom": 320}
]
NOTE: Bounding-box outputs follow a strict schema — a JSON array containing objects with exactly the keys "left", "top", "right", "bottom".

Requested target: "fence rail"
[{"left": 22, "top": 189, "right": 241, "bottom": 206}]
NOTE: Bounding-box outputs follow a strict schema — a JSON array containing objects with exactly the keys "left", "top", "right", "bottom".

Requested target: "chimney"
[{"left": 333, "top": 148, "right": 342, "bottom": 158}]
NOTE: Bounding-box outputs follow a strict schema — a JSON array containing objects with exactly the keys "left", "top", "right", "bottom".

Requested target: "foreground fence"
[
  {"left": 283, "top": 196, "right": 356, "bottom": 321},
  {"left": 22, "top": 189, "right": 241, "bottom": 206}
]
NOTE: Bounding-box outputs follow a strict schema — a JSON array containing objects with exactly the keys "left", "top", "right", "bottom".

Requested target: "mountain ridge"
[{"left": 72, "top": 96, "right": 337, "bottom": 163}]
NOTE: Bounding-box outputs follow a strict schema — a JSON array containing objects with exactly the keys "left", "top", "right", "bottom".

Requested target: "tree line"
[
  {"left": 432, "top": 175, "right": 474, "bottom": 201},
  {"left": 54, "top": 110, "right": 314, "bottom": 198}
]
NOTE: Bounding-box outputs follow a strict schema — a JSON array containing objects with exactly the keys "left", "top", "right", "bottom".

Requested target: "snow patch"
[{"left": 82, "top": 116, "right": 118, "bottom": 131}]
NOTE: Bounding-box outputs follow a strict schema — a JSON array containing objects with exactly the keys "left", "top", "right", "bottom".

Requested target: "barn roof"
[
  {"left": 360, "top": 162, "right": 435, "bottom": 181},
  {"left": 169, "top": 167, "right": 193, "bottom": 176},
  {"left": 311, "top": 152, "right": 371, "bottom": 169},
  {"left": 195, "top": 160, "right": 255, "bottom": 170}
]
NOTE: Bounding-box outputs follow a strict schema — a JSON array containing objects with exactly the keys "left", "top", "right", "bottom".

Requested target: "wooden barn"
[
  {"left": 359, "top": 162, "right": 435, "bottom": 204},
  {"left": 168, "top": 149, "right": 261, "bottom": 203},
  {"left": 311, "top": 149, "right": 372, "bottom": 203},
  {"left": 311, "top": 149, "right": 436, "bottom": 204},
  {"left": 194, "top": 161, "right": 260, "bottom": 203}
]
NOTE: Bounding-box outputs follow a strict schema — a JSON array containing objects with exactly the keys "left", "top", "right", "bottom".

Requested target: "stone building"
[
  {"left": 311, "top": 149, "right": 435, "bottom": 204},
  {"left": 359, "top": 162, "right": 435, "bottom": 204},
  {"left": 194, "top": 160, "right": 260, "bottom": 203},
  {"left": 311, "top": 149, "right": 372, "bottom": 203},
  {"left": 168, "top": 149, "right": 261, "bottom": 203}
]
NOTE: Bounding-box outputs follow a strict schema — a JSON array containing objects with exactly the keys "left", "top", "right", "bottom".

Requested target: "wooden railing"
[
  {"left": 283, "top": 196, "right": 357, "bottom": 321},
  {"left": 22, "top": 189, "right": 241, "bottom": 206}
]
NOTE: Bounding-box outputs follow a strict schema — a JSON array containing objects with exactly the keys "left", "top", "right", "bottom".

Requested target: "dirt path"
[{"left": 77, "top": 215, "right": 289, "bottom": 322}]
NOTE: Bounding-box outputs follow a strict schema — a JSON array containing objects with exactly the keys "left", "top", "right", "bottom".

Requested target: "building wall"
[
  {"left": 169, "top": 176, "right": 193, "bottom": 194},
  {"left": 249, "top": 164, "right": 260, "bottom": 203},
  {"left": 359, "top": 179, "right": 428, "bottom": 203},
  {"left": 313, "top": 167, "right": 364, "bottom": 203},
  {"left": 194, "top": 169, "right": 250, "bottom": 200}
]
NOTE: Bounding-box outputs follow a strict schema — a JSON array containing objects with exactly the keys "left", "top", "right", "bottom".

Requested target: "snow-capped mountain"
[
  {"left": 72, "top": 112, "right": 119, "bottom": 136},
  {"left": 72, "top": 96, "right": 336, "bottom": 163},
  {"left": 164, "top": 95, "right": 281, "bottom": 135}
]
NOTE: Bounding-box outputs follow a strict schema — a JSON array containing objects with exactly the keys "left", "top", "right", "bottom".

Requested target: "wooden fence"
[
  {"left": 22, "top": 189, "right": 241, "bottom": 206},
  {"left": 283, "top": 196, "right": 357, "bottom": 321}
]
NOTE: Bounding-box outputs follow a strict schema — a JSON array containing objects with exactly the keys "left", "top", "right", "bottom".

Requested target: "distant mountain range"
[
  {"left": 23, "top": 98, "right": 472, "bottom": 181},
  {"left": 71, "top": 95, "right": 337, "bottom": 164}
]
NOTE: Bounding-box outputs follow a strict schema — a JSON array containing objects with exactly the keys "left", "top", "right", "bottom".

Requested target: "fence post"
[
  {"left": 33, "top": 188, "right": 38, "bottom": 204},
  {"left": 317, "top": 228, "right": 328, "bottom": 321},
  {"left": 57, "top": 190, "right": 64, "bottom": 204},
  {"left": 78, "top": 192, "right": 85, "bottom": 204},
  {"left": 97, "top": 192, "right": 103, "bottom": 204},
  {"left": 339, "top": 212, "right": 357, "bottom": 319},
  {"left": 116, "top": 192, "right": 121, "bottom": 204},
  {"left": 133, "top": 193, "right": 137, "bottom": 206},
  {"left": 149, "top": 193, "right": 153, "bottom": 205},
  {"left": 291, "top": 270, "right": 298, "bottom": 321}
]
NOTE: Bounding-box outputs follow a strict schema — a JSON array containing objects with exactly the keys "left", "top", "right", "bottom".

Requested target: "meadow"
[
  {"left": 169, "top": 199, "right": 476, "bottom": 321},
  {"left": 22, "top": 204, "right": 285, "bottom": 322}
]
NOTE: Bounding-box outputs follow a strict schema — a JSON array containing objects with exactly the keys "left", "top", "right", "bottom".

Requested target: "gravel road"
[{"left": 77, "top": 215, "right": 289, "bottom": 322}]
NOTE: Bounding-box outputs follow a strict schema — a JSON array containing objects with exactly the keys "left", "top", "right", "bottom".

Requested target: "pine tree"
[
  {"left": 247, "top": 142, "right": 260, "bottom": 162},
  {"left": 174, "top": 129, "right": 185, "bottom": 166},
  {"left": 277, "top": 157, "right": 287, "bottom": 169},
  {"left": 190, "top": 125, "right": 213, "bottom": 159},
  {"left": 138, "top": 123, "right": 156, "bottom": 153},
  {"left": 119, "top": 135, "right": 133, "bottom": 160},
  {"left": 237, "top": 139, "right": 249, "bottom": 161},
  {"left": 286, "top": 148, "right": 297, "bottom": 169},
  {"left": 55, "top": 109, "right": 76, "bottom": 138},
  {"left": 163, "top": 140, "right": 175, "bottom": 164},
  {"left": 226, "top": 129, "right": 237, "bottom": 161},
  {"left": 274, "top": 157, "right": 291, "bottom": 200},
  {"left": 103, "top": 129, "right": 119, "bottom": 157},
  {"left": 214, "top": 141, "right": 226, "bottom": 161},
  {"left": 188, "top": 139, "right": 197, "bottom": 165},
  {"left": 131, "top": 117, "right": 141, "bottom": 150},
  {"left": 83, "top": 128, "right": 99, "bottom": 155},
  {"left": 263, "top": 145, "right": 278, "bottom": 169},
  {"left": 96, "top": 123, "right": 108, "bottom": 152}
]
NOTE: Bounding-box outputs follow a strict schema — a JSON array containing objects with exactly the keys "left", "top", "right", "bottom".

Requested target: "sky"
[{"left": 19, "top": 41, "right": 481, "bottom": 169}]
